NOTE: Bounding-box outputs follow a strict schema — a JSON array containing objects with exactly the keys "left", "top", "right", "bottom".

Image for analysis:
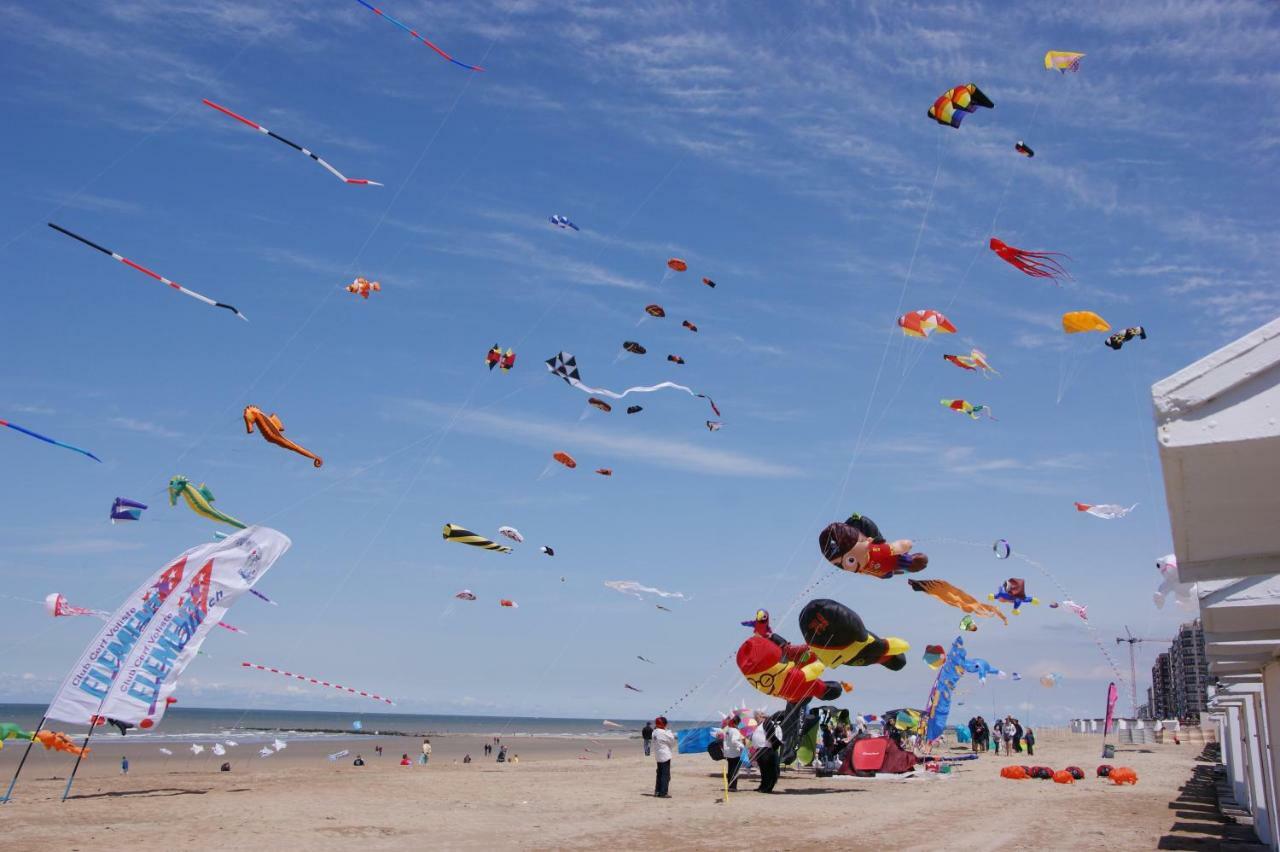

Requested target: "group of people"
[
  {"left": 967, "top": 716, "right": 1035, "bottom": 756},
  {"left": 646, "top": 711, "right": 792, "bottom": 799}
]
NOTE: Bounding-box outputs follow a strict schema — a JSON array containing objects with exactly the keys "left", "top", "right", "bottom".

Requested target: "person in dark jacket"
[{"left": 642, "top": 721, "right": 654, "bottom": 756}]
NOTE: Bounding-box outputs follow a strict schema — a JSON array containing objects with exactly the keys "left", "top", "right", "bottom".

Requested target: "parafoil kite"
[
  {"left": 588, "top": 397, "right": 612, "bottom": 413},
  {"left": 1040, "top": 673, "right": 1063, "bottom": 688},
  {"left": 486, "top": 345, "right": 516, "bottom": 372},
  {"left": 500, "top": 599, "right": 518, "bottom": 608},
  {"left": 923, "top": 645, "right": 946, "bottom": 669},
  {"left": 604, "top": 580, "right": 687, "bottom": 601},
  {"left": 594, "top": 468, "right": 612, "bottom": 476},
  {"left": 442, "top": 523, "right": 513, "bottom": 553},
  {"left": 701, "top": 277, "right": 716, "bottom": 288},
  {"left": 110, "top": 497, "right": 147, "bottom": 523},
  {"left": 908, "top": 579, "right": 1009, "bottom": 624},
  {"left": 34, "top": 730, "right": 90, "bottom": 757},
  {"left": 540, "top": 545, "right": 555, "bottom": 556},
  {"left": 1105, "top": 326, "right": 1146, "bottom": 350},
  {"left": 202, "top": 98, "right": 383, "bottom": 185},
  {"left": 45, "top": 593, "right": 106, "bottom": 618},
  {"left": 993, "top": 539, "right": 1011, "bottom": 559},
  {"left": 1044, "top": 51, "right": 1085, "bottom": 73},
  {"left": 667, "top": 258, "right": 687, "bottom": 272},
  {"left": 244, "top": 406, "right": 322, "bottom": 468},
  {"left": 48, "top": 223, "right": 247, "bottom": 321},
  {"left": 347, "top": 277, "right": 381, "bottom": 299},
  {"left": 682, "top": 320, "right": 698, "bottom": 333},
  {"left": 553, "top": 451, "right": 577, "bottom": 469},
  {"left": 1, "top": 417, "right": 100, "bottom": 463},
  {"left": 454, "top": 590, "right": 476, "bottom": 601},
  {"left": 626, "top": 406, "right": 643, "bottom": 415},
  {"left": 941, "top": 399, "right": 995, "bottom": 420},
  {"left": 1015, "top": 141, "right": 1035, "bottom": 157},
  {"left": 545, "top": 352, "right": 720, "bottom": 416},
  {"left": 1062, "top": 311, "right": 1110, "bottom": 334},
  {"left": 644, "top": 304, "right": 666, "bottom": 318},
  {"left": 898, "top": 309, "right": 957, "bottom": 338},
  {"left": 990, "top": 578, "right": 1038, "bottom": 613},
  {"left": 798, "top": 598, "right": 909, "bottom": 671},
  {"left": 1074, "top": 501, "right": 1136, "bottom": 519},
  {"left": 168, "top": 476, "right": 246, "bottom": 529},
  {"left": 622, "top": 341, "right": 647, "bottom": 355},
  {"left": 706, "top": 421, "right": 722, "bottom": 431},
  {"left": 943, "top": 349, "right": 997, "bottom": 376},
  {"left": 1154, "top": 554, "right": 1197, "bottom": 610},
  {"left": 497, "top": 526, "right": 523, "bottom": 543},
  {"left": 928, "top": 83, "right": 994, "bottom": 129},
  {"left": 667, "top": 354, "right": 685, "bottom": 365},
  {"left": 990, "top": 238, "right": 1071, "bottom": 283},
  {"left": 549, "top": 215, "right": 579, "bottom": 231}
]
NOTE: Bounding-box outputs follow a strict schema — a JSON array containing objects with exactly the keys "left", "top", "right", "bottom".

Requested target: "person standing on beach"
[
  {"left": 642, "top": 721, "right": 653, "bottom": 756},
  {"left": 1012, "top": 718, "right": 1024, "bottom": 753},
  {"left": 1024, "top": 728, "right": 1035, "bottom": 757},
  {"left": 421, "top": 738, "right": 432, "bottom": 765},
  {"left": 752, "top": 711, "right": 782, "bottom": 794},
  {"left": 992, "top": 718, "right": 1004, "bottom": 754},
  {"left": 720, "top": 717, "right": 744, "bottom": 792},
  {"left": 650, "top": 716, "right": 676, "bottom": 798},
  {"left": 121, "top": 756, "right": 129, "bottom": 775}
]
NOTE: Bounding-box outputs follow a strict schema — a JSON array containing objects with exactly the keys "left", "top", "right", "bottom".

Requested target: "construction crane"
[{"left": 1116, "top": 626, "right": 1166, "bottom": 718}]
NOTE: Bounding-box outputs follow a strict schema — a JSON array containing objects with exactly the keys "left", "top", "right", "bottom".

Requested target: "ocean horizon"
[{"left": 0, "top": 702, "right": 686, "bottom": 743}]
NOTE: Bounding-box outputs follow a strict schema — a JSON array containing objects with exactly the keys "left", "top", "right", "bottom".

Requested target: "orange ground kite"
[
  {"left": 244, "top": 406, "right": 323, "bottom": 468},
  {"left": 908, "top": 579, "right": 1008, "bottom": 625}
]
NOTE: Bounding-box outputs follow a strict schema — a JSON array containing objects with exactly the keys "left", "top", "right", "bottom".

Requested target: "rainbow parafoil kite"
[{"left": 928, "top": 84, "right": 994, "bottom": 129}]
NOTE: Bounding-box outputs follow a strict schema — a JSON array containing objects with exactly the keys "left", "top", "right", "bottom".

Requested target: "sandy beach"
[{"left": 0, "top": 729, "right": 1216, "bottom": 850}]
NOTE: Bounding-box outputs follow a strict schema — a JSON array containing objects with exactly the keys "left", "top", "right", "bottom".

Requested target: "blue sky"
[{"left": 1, "top": 0, "right": 1277, "bottom": 726}]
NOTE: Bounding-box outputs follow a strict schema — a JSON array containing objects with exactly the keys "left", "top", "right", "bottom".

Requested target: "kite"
[
  {"left": 1062, "top": 311, "right": 1110, "bottom": 334},
  {"left": 655, "top": 604, "right": 672, "bottom": 612},
  {"left": 921, "top": 637, "right": 966, "bottom": 743},
  {"left": 682, "top": 320, "right": 698, "bottom": 333},
  {"left": 588, "top": 398, "right": 612, "bottom": 413},
  {"left": 202, "top": 99, "right": 382, "bottom": 185},
  {"left": 701, "top": 277, "right": 716, "bottom": 288},
  {"left": 1105, "top": 326, "right": 1146, "bottom": 350},
  {"left": 485, "top": 345, "right": 516, "bottom": 371},
  {"left": 249, "top": 589, "right": 278, "bottom": 606},
  {"left": 0, "top": 722, "right": 35, "bottom": 742},
  {"left": 110, "top": 497, "right": 147, "bottom": 523},
  {"left": 347, "top": 277, "right": 381, "bottom": 299},
  {"left": 327, "top": 749, "right": 349, "bottom": 761},
  {"left": 959, "top": 614, "right": 978, "bottom": 632},
  {"left": 941, "top": 399, "right": 995, "bottom": 420},
  {"left": 908, "top": 579, "right": 1009, "bottom": 625},
  {"left": 244, "top": 405, "right": 323, "bottom": 468},
  {"left": 34, "top": 730, "right": 90, "bottom": 757},
  {"left": 737, "top": 620, "right": 849, "bottom": 703},
  {"left": 818, "top": 514, "right": 928, "bottom": 578},
  {"left": 273, "top": 739, "right": 288, "bottom": 752},
  {"left": 898, "top": 309, "right": 957, "bottom": 338},
  {"left": 626, "top": 406, "right": 643, "bottom": 414},
  {"left": 540, "top": 546, "right": 555, "bottom": 556},
  {"left": 1015, "top": 141, "right": 1035, "bottom": 157},
  {"left": 549, "top": 215, "right": 579, "bottom": 231},
  {"left": 989, "top": 578, "right": 1039, "bottom": 613},
  {"left": 923, "top": 645, "right": 946, "bottom": 670},
  {"left": 497, "top": 526, "right": 524, "bottom": 543},
  {"left": 454, "top": 590, "right": 477, "bottom": 601},
  {"left": 989, "top": 238, "right": 1071, "bottom": 283},
  {"left": 798, "top": 599, "right": 909, "bottom": 671},
  {"left": 706, "top": 421, "right": 722, "bottom": 431},
  {"left": 1154, "top": 554, "right": 1196, "bottom": 610},
  {"left": 645, "top": 305, "right": 666, "bottom": 318},
  {"left": 594, "top": 468, "right": 612, "bottom": 476},
  {"left": 1056, "top": 599, "right": 1089, "bottom": 620},
  {"left": 1044, "top": 51, "right": 1085, "bottom": 73},
  {"left": 943, "top": 349, "right": 998, "bottom": 376},
  {"left": 168, "top": 476, "right": 247, "bottom": 529},
  {"left": 637, "top": 656, "right": 655, "bottom": 664},
  {"left": 258, "top": 746, "right": 273, "bottom": 757},
  {"left": 213, "top": 743, "right": 227, "bottom": 756},
  {"left": 499, "top": 599, "right": 518, "bottom": 608},
  {"left": 545, "top": 352, "right": 720, "bottom": 416},
  {"left": 552, "top": 451, "right": 577, "bottom": 469},
  {"left": 159, "top": 747, "right": 173, "bottom": 755},
  {"left": 242, "top": 661, "right": 394, "bottom": 704},
  {"left": 442, "top": 524, "right": 513, "bottom": 553},
  {"left": 993, "top": 539, "right": 1011, "bottom": 559},
  {"left": 667, "top": 258, "right": 687, "bottom": 272},
  {"left": 1040, "top": 673, "right": 1062, "bottom": 688},
  {"left": 624, "top": 683, "right": 643, "bottom": 692},
  {"left": 622, "top": 341, "right": 647, "bottom": 355},
  {"left": 352, "top": 0, "right": 484, "bottom": 71},
  {"left": 601, "top": 720, "right": 624, "bottom": 730},
  {"left": 962, "top": 658, "right": 1004, "bottom": 683},
  {"left": 48, "top": 223, "right": 247, "bottom": 321},
  {"left": 0, "top": 418, "right": 100, "bottom": 463},
  {"left": 667, "top": 355, "right": 685, "bottom": 365},
  {"left": 604, "top": 580, "right": 687, "bottom": 601},
  {"left": 1074, "top": 502, "right": 1136, "bottom": 519},
  {"left": 928, "top": 83, "right": 994, "bottom": 129},
  {"left": 45, "top": 593, "right": 107, "bottom": 619}
]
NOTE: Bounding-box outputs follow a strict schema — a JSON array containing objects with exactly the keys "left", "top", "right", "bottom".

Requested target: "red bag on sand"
[
  {"left": 1109, "top": 767, "right": 1138, "bottom": 785},
  {"left": 1096, "top": 764, "right": 1114, "bottom": 777},
  {"left": 1053, "top": 770, "right": 1075, "bottom": 784},
  {"left": 850, "top": 738, "right": 886, "bottom": 774},
  {"left": 1001, "top": 765, "right": 1028, "bottom": 780},
  {"left": 1065, "top": 766, "right": 1085, "bottom": 780}
]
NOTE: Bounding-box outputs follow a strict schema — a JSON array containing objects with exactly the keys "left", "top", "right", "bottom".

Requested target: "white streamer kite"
[
  {"left": 604, "top": 580, "right": 688, "bottom": 601},
  {"left": 241, "top": 661, "right": 395, "bottom": 705},
  {"left": 1074, "top": 502, "right": 1137, "bottom": 519},
  {"left": 546, "top": 352, "right": 720, "bottom": 416}
]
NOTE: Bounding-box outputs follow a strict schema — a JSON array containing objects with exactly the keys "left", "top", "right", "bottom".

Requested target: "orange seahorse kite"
[{"left": 243, "top": 405, "right": 323, "bottom": 468}]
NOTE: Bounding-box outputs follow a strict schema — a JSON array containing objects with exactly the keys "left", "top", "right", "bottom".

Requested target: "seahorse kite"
[
  {"left": 168, "top": 476, "right": 247, "bottom": 529},
  {"left": 243, "top": 406, "right": 323, "bottom": 468}
]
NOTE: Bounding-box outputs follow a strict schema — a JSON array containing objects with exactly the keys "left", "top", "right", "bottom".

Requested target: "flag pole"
[
  {"left": 0, "top": 715, "right": 47, "bottom": 803},
  {"left": 61, "top": 720, "right": 101, "bottom": 802}
]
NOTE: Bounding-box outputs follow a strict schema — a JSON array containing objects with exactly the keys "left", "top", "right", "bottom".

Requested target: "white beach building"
[{"left": 1153, "top": 315, "right": 1280, "bottom": 849}]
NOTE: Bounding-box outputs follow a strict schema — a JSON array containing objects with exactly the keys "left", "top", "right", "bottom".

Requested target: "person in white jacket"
[
  {"left": 651, "top": 716, "right": 677, "bottom": 798},
  {"left": 719, "top": 717, "right": 745, "bottom": 792}
]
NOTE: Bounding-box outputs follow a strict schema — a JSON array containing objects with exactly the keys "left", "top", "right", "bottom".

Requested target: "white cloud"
[{"left": 109, "top": 416, "right": 182, "bottom": 440}]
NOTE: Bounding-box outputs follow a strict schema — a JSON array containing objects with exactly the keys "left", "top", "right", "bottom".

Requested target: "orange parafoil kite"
[
  {"left": 667, "top": 258, "right": 688, "bottom": 272},
  {"left": 1062, "top": 311, "right": 1110, "bottom": 334},
  {"left": 553, "top": 451, "right": 577, "bottom": 469},
  {"left": 898, "top": 309, "right": 957, "bottom": 338}
]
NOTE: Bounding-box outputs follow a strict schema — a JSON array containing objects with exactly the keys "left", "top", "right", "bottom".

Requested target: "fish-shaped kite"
[
  {"left": 347, "top": 277, "right": 381, "bottom": 299},
  {"left": 908, "top": 578, "right": 1008, "bottom": 625},
  {"left": 1075, "top": 502, "right": 1137, "bottom": 520},
  {"left": 943, "top": 349, "right": 998, "bottom": 376},
  {"left": 168, "top": 476, "right": 247, "bottom": 529},
  {"left": 244, "top": 406, "right": 323, "bottom": 468},
  {"left": 941, "top": 399, "right": 995, "bottom": 420},
  {"left": 442, "top": 524, "right": 513, "bottom": 553}
]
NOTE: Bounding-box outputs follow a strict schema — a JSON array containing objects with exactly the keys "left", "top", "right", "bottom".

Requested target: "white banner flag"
[{"left": 94, "top": 526, "right": 290, "bottom": 728}]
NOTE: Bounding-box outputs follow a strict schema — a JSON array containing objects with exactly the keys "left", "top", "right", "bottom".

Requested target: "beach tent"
[
  {"left": 676, "top": 726, "right": 716, "bottom": 754},
  {"left": 839, "top": 736, "right": 918, "bottom": 776}
]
